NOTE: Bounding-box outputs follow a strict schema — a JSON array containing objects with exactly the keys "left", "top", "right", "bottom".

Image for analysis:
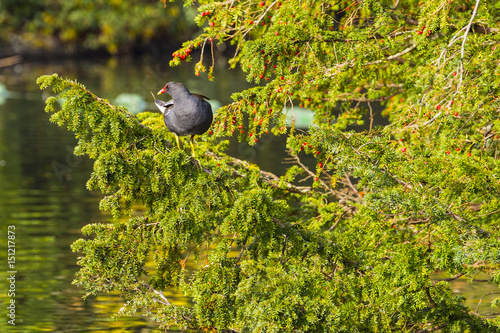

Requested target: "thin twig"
[
  {"left": 476, "top": 292, "right": 500, "bottom": 314},
  {"left": 414, "top": 323, "right": 448, "bottom": 333},
  {"left": 432, "top": 272, "right": 465, "bottom": 286},
  {"left": 364, "top": 43, "right": 416, "bottom": 66},
  {"left": 457, "top": 0, "right": 481, "bottom": 94},
  {"left": 344, "top": 172, "right": 362, "bottom": 199},
  {"left": 240, "top": 0, "right": 279, "bottom": 41},
  {"left": 206, "top": 150, "right": 311, "bottom": 194},
  {"left": 143, "top": 283, "right": 171, "bottom": 305},
  {"left": 453, "top": 103, "right": 481, "bottom": 139},
  {"left": 368, "top": 101, "right": 374, "bottom": 132},
  {"left": 289, "top": 151, "right": 337, "bottom": 196}
]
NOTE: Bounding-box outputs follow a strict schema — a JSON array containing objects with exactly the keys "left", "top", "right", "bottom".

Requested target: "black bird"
[{"left": 154, "top": 82, "right": 213, "bottom": 157}]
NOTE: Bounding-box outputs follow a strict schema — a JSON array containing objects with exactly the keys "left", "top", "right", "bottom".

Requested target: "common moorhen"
[{"left": 155, "top": 82, "right": 213, "bottom": 157}]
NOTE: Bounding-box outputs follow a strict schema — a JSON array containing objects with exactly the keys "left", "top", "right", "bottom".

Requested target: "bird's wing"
[
  {"left": 154, "top": 99, "right": 174, "bottom": 115},
  {"left": 192, "top": 93, "right": 211, "bottom": 101}
]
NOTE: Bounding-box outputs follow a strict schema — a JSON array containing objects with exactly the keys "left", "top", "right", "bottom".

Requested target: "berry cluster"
[
  {"left": 172, "top": 48, "right": 192, "bottom": 61},
  {"left": 417, "top": 25, "right": 432, "bottom": 36}
]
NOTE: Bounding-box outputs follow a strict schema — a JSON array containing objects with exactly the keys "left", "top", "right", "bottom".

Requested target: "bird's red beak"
[{"left": 158, "top": 85, "right": 167, "bottom": 95}]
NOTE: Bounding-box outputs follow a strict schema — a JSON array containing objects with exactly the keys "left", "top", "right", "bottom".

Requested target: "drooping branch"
[
  {"left": 206, "top": 150, "right": 312, "bottom": 195},
  {"left": 476, "top": 292, "right": 500, "bottom": 314},
  {"left": 457, "top": 0, "right": 481, "bottom": 94},
  {"left": 143, "top": 283, "right": 171, "bottom": 306},
  {"left": 432, "top": 273, "right": 465, "bottom": 286}
]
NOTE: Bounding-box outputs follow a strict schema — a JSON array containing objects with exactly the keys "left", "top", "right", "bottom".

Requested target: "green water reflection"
[
  {"left": 0, "top": 57, "right": 221, "bottom": 332},
  {"left": 0, "top": 56, "right": 498, "bottom": 332}
]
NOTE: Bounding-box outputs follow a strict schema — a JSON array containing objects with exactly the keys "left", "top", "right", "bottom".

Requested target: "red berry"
[
  {"left": 259, "top": 1, "right": 265, "bottom": 6},
  {"left": 209, "top": 22, "right": 215, "bottom": 27},
  {"left": 446, "top": 150, "right": 450, "bottom": 155},
  {"left": 456, "top": 148, "right": 460, "bottom": 151},
  {"left": 280, "top": 76, "right": 284, "bottom": 80},
  {"left": 468, "top": 152, "right": 471, "bottom": 157},
  {"left": 275, "top": 31, "right": 279, "bottom": 35},
  {"left": 436, "top": 104, "right": 441, "bottom": 110},
  {"left": 454, "top": 112, "right": 458, "bottom": 117},
  {"left": 318, "top": 162, "right": 323, "bottom": 168},
  {"left": 453, "top": 71, "right": 457, "bottom": 76},
  {"left": 259, "top": 74, "right": 264, "bottom": 79},
  {"left": 314, "top": 177, "right": 318, "bottom": 182},
  {"left": 238, "top": 125, "right": 243, "bottom": 129},
  {"left": 401, "top": 147, "right": 407, "bottom": 153}
]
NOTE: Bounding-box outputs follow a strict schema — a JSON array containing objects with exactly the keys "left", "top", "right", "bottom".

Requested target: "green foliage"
[
  {"left": 0, "top": 0, "right": 195, "bottom": 53},
  {"left": 37, "top": 0, "right": 500, "bottom": 332}
]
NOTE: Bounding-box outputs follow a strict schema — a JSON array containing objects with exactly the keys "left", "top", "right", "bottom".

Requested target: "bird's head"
[{"left": 158, "top": 82, "right": 187, "bottom": 95}]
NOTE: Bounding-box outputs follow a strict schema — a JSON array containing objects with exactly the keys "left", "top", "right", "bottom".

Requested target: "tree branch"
[
  {"left": 432, "top": 272, "right": 465, "bottom": 286},
  {"left": 456, "top": 0, "right": 481, "bottom": 94},
  {"left": 364, "top": 43, "right": 416, "bottom": 66},
  {"left": 425, "top": 287, "right": 437, "bottom": 308},
  {"left": 453, "top": 103, "right": 481, "bottom": 139},
  {"left": 143, "top": 283, "right": 171, "bottom": 306},
  {"left": 206, "top": 150, "right": 312, "bottom": 194},
  {"left": 414, "top": 322, "right": 448, "bottom": 333},
  {"left": 476, "top": 292, "right": 500, "bottom": 314}
]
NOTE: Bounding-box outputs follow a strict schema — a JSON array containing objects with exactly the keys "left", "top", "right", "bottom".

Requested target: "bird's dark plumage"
[{"left": 154, "top": 82, "right": 213, "bottom": 137}]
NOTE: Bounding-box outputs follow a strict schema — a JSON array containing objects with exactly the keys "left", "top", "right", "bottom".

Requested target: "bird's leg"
[
  {"left": 190, "top": 135, "right": 196, "bottom": 158},
  {"left": 175, "top": 134, "right": 181, "bottom": 149}
]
